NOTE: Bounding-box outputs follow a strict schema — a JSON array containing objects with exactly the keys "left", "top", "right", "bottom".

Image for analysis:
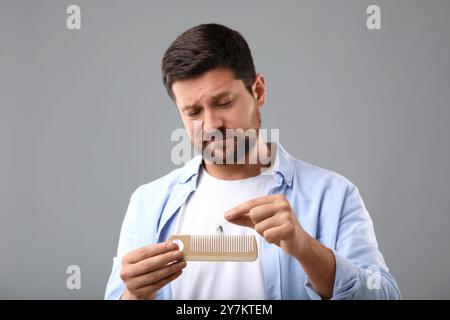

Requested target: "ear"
[{"left": 252, "top": 74, "right": 266, "bottom": 107}]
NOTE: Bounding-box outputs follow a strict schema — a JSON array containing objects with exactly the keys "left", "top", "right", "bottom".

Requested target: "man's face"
[{"left": 172, "top": 67, "right": 265, "bottom": 164}]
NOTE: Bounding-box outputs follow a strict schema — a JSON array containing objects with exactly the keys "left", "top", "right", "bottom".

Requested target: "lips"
[
  {"left": 208, "top": 137, "right": 233, "bottom": 143},
  {"left": 205, "top": 137, "right": 233, "bottom": 147}
]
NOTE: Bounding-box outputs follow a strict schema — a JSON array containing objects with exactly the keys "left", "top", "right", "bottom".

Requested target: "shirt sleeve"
[
  {"left": 304, "top": 183, "right": 401, "bottom": 300},
  {"left": 104, "top": 188, "right": 140, "bottom": 300}
]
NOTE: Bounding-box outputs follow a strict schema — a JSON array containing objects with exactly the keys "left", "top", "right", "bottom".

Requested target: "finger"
[
  {"left": 129, "top": 249, "right": 183, "bottom": 277},
  {"left": 150, "top": 270, "right": 183, "bottom": 293},
  {"left": 128, "top": 260, "right": 187, "bottom": 291},
  {"left": 226, "top": 213, "right": 254, "bottom": 228},
  {"left": 134, "top": 270, "right": 183, "bottom": 299},
  {"left": 124, "top": 241, "right": 178, "bottom": 264},
  {"left": 248, "top": 202, "right": 279, "bottom": 224},
  {"left": 262, "top": 224, "right": 291, "bottom": 244},
  {"left": 224, "top": 194, "right": 279, "bottom": 220},
  {"left": 254, "top": 215, "right": 283, "bottom": 236}
]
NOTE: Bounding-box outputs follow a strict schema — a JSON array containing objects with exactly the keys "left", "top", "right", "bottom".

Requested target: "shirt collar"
[{"left": 177, "top": 142, "right": 295, "bottom": 188}]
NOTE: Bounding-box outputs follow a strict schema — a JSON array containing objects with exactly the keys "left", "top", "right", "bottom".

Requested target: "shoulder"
[
  {"left": 129, "top": 155, "right": 201, "bottom": 201},
  {"left": 130, "top": 167, "right": 185, "bottom": 202},
  {"left": 289, "top": 155, "right": 356, "bottom": 196}
]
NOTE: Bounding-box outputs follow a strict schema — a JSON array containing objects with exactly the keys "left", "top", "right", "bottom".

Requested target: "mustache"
[
  {"left": 203, "top": 128, "right": 227, "bottom": 139},
  {"left": 200, "top": 128, "right": 235, "bottom": 145}
]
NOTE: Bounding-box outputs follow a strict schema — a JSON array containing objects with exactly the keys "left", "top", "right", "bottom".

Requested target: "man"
[{"left": 105, "top": 23, "right": 400, "bottom": 300}]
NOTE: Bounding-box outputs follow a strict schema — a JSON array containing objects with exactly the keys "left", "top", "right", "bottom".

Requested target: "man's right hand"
[{"left": 119, "top": 241, "right": 186, "bottom": 300}]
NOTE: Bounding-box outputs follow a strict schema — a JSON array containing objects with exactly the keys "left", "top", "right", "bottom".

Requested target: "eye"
[
  {"left": 217, "top": 100, "right": 232, "bottom": 107},
  {"left": 187, "top": 110, "right": 201, "bottom": 117}
]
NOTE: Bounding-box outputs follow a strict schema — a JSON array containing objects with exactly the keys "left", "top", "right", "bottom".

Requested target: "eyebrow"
[
  {"left": 210, "top": 91, "right": 233, "bottom": 101},
  {"left": 181, "top": 91, "right": 233, "bottom": 112}
]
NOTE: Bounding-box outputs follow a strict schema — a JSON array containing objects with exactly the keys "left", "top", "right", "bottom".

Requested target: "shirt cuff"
[{"left": 304, "top": 249, "right": 360, "bottom": 300}]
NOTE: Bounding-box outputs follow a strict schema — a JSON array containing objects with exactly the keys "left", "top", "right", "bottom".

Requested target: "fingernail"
[
  {"left": 172, "top": 251, "right": 182, "bottom": 258},
  {"left": 166, "top": 242, "right": 176, "bottom": 250}
]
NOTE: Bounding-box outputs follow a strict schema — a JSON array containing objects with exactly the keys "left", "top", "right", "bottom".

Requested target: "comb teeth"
[
  {"left": 190, "top": 234, "right": 254, "bottom": 253},
  {"left": 168, "top": 234, "right": 258, "bottom": 261}
]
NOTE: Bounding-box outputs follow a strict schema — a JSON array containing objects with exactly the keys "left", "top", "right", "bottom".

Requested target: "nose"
[{"left": 203, "top": 108, "right": 224, "bottom": 132}]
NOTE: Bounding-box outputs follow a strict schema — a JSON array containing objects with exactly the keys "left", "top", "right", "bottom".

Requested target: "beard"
[{"left": 193, "top": 108, "right": 261, "bottom": 165}]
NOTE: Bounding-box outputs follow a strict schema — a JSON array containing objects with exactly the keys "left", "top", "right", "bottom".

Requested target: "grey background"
[{"left": 1, "top": 0, "right": 449, "bottom": 299}]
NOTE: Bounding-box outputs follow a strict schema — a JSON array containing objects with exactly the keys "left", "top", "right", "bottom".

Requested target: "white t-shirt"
[{"left": 171, "top": 165, "right": 275, "bottom": 300}]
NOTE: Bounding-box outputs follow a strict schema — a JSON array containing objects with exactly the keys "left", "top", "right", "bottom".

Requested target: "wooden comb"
[{"left": 168, "top": 234, "right": 258, "bottom": 261}]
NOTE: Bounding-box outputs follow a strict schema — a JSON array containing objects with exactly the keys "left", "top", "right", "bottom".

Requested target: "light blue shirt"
[{"left": 105, "top": 144, "right": 401, "bottom": 300}]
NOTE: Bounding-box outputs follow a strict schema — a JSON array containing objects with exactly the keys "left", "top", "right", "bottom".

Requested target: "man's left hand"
[{"left": 224, "top": 194, "right": 308, "bottom": 259}]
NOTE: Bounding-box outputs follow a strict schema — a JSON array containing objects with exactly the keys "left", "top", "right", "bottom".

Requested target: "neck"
[{"left": 202, "top": 139, "right": 273, "bottom": 180}]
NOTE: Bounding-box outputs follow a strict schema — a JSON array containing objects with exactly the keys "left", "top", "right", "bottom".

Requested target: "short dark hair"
[{"left": 161, "top": 23, "right": 256, "bottom": 101}]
